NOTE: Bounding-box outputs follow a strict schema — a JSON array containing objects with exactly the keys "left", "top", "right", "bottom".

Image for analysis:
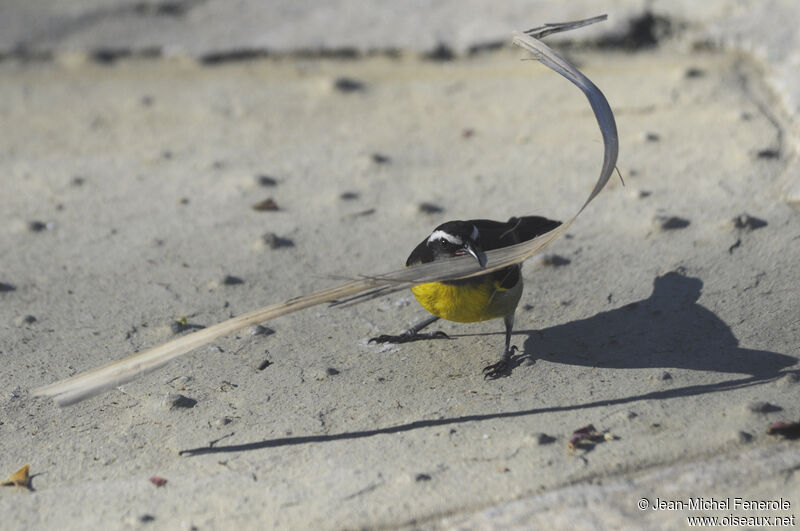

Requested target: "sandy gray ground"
[{"left": 1, "top": 2, "right": 800, "bottom": 529}]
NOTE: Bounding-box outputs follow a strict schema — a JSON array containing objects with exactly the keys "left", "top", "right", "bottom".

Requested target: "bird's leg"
[
  {"left": 482, "top": 313, "right": 519, "bottom": 379},
  {"left": 369, "top": 315, "right": 450, "bottom": 344}
]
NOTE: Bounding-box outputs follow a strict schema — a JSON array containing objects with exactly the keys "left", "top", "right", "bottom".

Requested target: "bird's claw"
[{"left": 483, "top": 346, "right": 519, "bottom": 380}]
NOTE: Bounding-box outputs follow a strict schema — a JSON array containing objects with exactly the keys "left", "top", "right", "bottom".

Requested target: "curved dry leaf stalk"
[{"left": 33, "top": 15, "right": 618, "bottom": 407}]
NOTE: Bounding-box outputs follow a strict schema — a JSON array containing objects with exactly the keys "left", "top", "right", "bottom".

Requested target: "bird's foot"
[
  {"left": 482, "top": 346, "right": 520, "bottom": 380},
  {"left": 369, "top": 330, "right": 450, "bottom": 344}
]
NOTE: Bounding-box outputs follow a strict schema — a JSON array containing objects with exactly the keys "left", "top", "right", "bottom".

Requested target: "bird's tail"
[{"left": 503, "top": 216, "right": 562, "bottom": 243}]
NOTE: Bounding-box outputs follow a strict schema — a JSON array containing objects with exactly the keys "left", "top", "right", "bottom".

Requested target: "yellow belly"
[{"left": 410, "top": 278, "right": 522, "bottom": 323}]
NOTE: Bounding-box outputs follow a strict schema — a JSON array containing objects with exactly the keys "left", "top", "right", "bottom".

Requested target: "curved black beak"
[{"left": 463, "top": 241, "right": 487, "bottom": 268}]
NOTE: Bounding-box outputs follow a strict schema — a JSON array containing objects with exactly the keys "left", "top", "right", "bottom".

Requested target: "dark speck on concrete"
[
  {"left": 347, "top": 208, "right": 375, "bottom": 217},
  {"left": 71, "top": 176, "right": 85, "bottom": 186},
  {"left": 0, "top": 282, "right": 16, "bottom": 292},
  {"left": 371, "top": 153, "right": 391, "bottom": 164},
  {"left": 340, "top": 191, "right": 360, "bottom": 200},
  {"left": 541, "top": 254, "right": 571, "bottom": 267},
  {"left": 222, "top": 275, "right": 244, "bottom": 286},
  {"left": 28, "top": 221, "right": 47, "bottom": 232},
  {"left": 746, "top": 401, "right": 782, "bottom": 414},
  {"left": 424, "top": 43, "right": 455, "bottom": 61},
  {"left": 732, "top": 214, "right": 767, "bottom": 231},
  {"left": 334, "top": 77, "right": 366, "bottom": 93},
  {"left": 535, "top": 433, "right": 557, "bottom": 445},
  {"left": 756, "top": 148, "right": 780, "bottom": 159},
  {"left": 15, "top": 315, "right": 37, "bottom": 326},
  {"left": 249, "top": 325, "right": 275, "bottom": 336},
  {"left": 415, "top": 473, "right": 432, "bottom": 482},
  {"left": 419, "top": 202, "right": 444, "bottom": 214},
  {"left": 685, "top": 67, "right": 705, "bottom": 78},
  {"left": 255, "top": 175, "right": 278, "bottom": 186},
  {"left": 262, "top": 232, "right": 294, "bottom": 249},
  {"left": 326, "top": 367, "right": 340, "bottom": 376},
  {"left": 165, "top": 393, "right": 197, "bottom": 409},
  {"left": 656, "top": 215, "right": 690, "bottom": 230},
  {"left": 171, "top": 320, "right": 189, "bottom": 334},
  {"left": 252, "top": 198, "right": 279, "bottom": 211},
  {"left": 139, "top": 514, "right": 156, "bottom": 523}
]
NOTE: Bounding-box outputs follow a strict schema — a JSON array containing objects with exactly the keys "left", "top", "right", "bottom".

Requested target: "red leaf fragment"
[{"left": 149, "top": 476, "right": 168, "bottom": 487}]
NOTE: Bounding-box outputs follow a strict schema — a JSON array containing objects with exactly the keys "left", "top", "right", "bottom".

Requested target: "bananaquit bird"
[{"left": 370, "top": 215, "right": 561, "bottom": 378}]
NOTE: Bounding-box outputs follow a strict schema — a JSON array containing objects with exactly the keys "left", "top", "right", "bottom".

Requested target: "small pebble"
[
  {"left": 371, "top": 153, "right": 391, "bottom": 164},
  {"left": 261, "top": 232, "right": 294, "bottom": 249},
  {"left": 149, "top": 476, "right": 167, "bottom": 487},
  {"left": 643, "top": 132, "right": 660, "bottom": 142},
  {"left": 340, "top": 191, "right": 360, "bottom": 200},
  {"left": 627, "top": 189, "right": 651, "bottom": 199},
  {"left": 255, "top": 175, "right": 278, "bottom": 186},
  {"left": 14, "top": 315, "right": 36, "bottom": 327},
  {"left": 424, "top": 43, "right": 455, "bottom": 61},
  {"left": 534, "top": 433, "right": 556, "bottom": 445},
  {"left": 333, "top": 77, "right": 365, "bottom": 93},
  {"left": 222, "top": 275, "right": 244, "bottom": 286},
  {"left": 736, "top": 431, "right": 754, "bottom": 444},
  {"left": 164, "top": 393, "right": 197, "bottom": 409},
  {"left": 252, "top": 198, "right": 279, "bottom": 211},
  {"left": 756, "top": 148, "right": 779, "bottom": 159},
  {"left": 732, "top": 214, "right": 767, "bottom": 231},
  {"left": 684, "top": 67, "right": 705, "bottom": 78},
  {"left": 249, "top": 325, "right": 275, "bottom": 336},
  {"left": 541, "top": 254, "right": 571, "bottom": 267},
  {"left": 313, "top": 368, "right": 340, "bottom": 381},
  {"left": 655, "top": 215, "right": 690, "bottom": 231},
  {"left": 419, "top": 202, "right": 444, "bottom": 214},
  {"left": 746, "top": 401, "right": 782, "bottom": 414},
  {"left": 611, "top": 410, "right": 638, "bottom": 422},
  {"left": 28, "top": 221, "right": 47, "bottom": 232},
  {"left": 214, "top": 417, "right": 233, "bottom": 427},
  {"left": 348, "top": 208, "right": 375, "bottom": 217},
  {"left": 139, "top": 514, "right": 156, "bottom": 523},
  {"left": 256, "top": 359, "right": 272, "bottom": 371},
  {"left": 171, "top": 320, "right": 189, "bottom": 334},
  {"left": 415, "top": 473, "right": 432, "bottom": 482}
]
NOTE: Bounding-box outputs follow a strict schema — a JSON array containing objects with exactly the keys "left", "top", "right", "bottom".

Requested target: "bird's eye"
[{"left": 439, "top": 238, "right": 448, "bottom": 246}]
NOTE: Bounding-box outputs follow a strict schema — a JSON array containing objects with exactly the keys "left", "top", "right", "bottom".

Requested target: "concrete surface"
[{"left": 1, "top": 2, "right": 799, "bottom": 529}]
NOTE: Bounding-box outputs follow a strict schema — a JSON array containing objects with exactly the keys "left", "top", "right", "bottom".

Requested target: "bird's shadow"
[
  {"left": 517, "top": 271, "right": 794, "bottom": 377},
  {"left": 180, "top": 271, "right": 797, "bottom": 456}
]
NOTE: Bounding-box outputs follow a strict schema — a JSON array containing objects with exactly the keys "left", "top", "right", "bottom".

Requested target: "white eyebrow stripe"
[
  {"left": 471, "top": 225, "right": 479, "bottom": 241},
  {"left": 428, "top": 230, "right": 462, "bottom": 245}
]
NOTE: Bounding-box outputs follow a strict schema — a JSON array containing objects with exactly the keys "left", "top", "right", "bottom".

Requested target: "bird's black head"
[{"left": 425, "top": 220, "right": 487, "bottom": 267}]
